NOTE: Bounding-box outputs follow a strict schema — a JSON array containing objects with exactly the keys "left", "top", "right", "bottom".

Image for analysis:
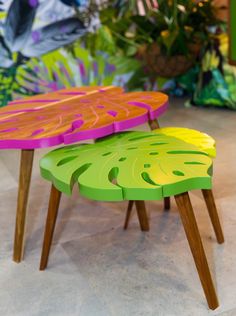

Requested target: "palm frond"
[{"left": 13, "top": 44, "right": 115, "bottom": 100}]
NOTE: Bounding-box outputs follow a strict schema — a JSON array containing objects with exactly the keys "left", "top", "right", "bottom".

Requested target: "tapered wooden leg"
[
  {"left": 123, "top": 201, "right": 150, "bottom": 231},
  {"left": 175, "top": 192, "right": 219, "bottom": 310},
  {"left": 40, "top": 184, "right": 62, "bottom": 270},
  {"left": 124, "top": 197, "right": 171, "bottom": 229},
  {"left": 148, "top": 118, "right": 160, "bottom": 130},
  {"left": 202, "top": 189, "right": 224, "bottom": 244},
  {"left": 13, "top": 149, "right": 34, "bottom": 263},
  {"left": 124, "top": 201, "right": 134, "bottom": 230},
  {"left": 135, "top": 201, "right": 149, "bottom": 231},
  {"left": 164, "top": 197, "right": 171, "bottom": 210}
]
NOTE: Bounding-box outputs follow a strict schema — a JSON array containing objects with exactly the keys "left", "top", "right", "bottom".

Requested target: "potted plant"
[{"left": 80, "top": 0, "right": 224, "bottom": 88}]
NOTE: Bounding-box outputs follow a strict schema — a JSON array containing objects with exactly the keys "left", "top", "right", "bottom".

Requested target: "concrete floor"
[{"left": 0, "top": 98, "right": 236, "bottom": 316}]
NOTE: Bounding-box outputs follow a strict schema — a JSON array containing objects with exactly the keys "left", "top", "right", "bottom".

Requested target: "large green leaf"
[
  {"left": 108, "top": 55, "right": 141, "bottom": 74},
  {"left": 40, "top": 131, "right": 213, "bottom": 201}
]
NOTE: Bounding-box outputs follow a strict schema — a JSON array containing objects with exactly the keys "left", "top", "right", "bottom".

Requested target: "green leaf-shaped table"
[
  {"left": 40, "top": 131, "right": 213, "bottom": 200},
  {"left": 39, "top": 130, "right": 224, "bottom": 310}
]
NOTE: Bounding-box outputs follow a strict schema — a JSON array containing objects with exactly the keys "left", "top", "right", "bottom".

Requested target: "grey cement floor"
[{"left": 0, "top": 98, "right": 236, "bottom": 316}]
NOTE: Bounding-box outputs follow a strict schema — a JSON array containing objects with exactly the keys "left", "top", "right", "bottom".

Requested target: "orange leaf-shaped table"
[
  {"left": 0, "top": 86, "right": 168, "bottom": 149},
  {"left": 0, "top": 86, "right": 168, "bottom": 263}
]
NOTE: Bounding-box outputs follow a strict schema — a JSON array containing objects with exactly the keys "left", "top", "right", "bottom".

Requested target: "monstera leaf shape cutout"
[
  {"left": 0, "top": 86, "right": 168, "bottom": 149},
  {"left": 40, "top": 131, "right": 213, "bottom": 201},
  {"left": 156, "top": 127, "right": 216, "bottom": 157},
  {"left": 4, "top": 0, "right": 39, "bottom": 52}
]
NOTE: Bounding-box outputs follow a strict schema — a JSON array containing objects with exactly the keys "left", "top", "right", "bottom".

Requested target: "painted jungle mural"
[
  {"left": 0, "top": 0, "right": 235, "bottom": 109},
  {"left": 0, "top": 0, "right": 115, "bottom": 107}
]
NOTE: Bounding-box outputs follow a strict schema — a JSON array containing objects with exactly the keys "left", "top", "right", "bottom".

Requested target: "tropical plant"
[
  {"left": 81, "top": 0, "right": 224, "bottom": 88},
  {"left": 192, "top": 34, "right": 236, "bottom": 109},
  {"left": 14, "top": 44, "right": 115, "bottom": 99},
  {"left": 0, "top": 0, "right": 94, "bottom": 106},
  {"left": 0, "top": 0, "right": 89, "bottom": 66}
]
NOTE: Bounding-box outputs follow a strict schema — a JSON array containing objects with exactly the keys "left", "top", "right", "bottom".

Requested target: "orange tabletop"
[{"left": 0, "top": 86, "right": 168, "bottom": 149}]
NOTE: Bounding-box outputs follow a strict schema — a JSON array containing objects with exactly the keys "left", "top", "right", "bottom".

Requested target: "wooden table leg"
[
  {"left": 164, "top": 197, "right": 171, "bottom": 210},
  {"left": 202, "top": 189, "right": 224, "bottom": 244},
  {"left": 135, "top": 201, "right": 149, "bottom": 231},
  {"left": 123, "top": 201, "right": 149, "bottom": 231},
  {"left": 123, "top": 201, "right": 134, "bottom": 230},
  {"left": 175, "top": 192, "right": 219, "bottom": 310},
  {"left": 40, "top": 184, "right": 61, "bottom": 270},
  {"left": 13, "top": 149, "right": 34, "bottom": 263},
  {"left": 148, "top": 118, "right": 160, "bottom": 129}
]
